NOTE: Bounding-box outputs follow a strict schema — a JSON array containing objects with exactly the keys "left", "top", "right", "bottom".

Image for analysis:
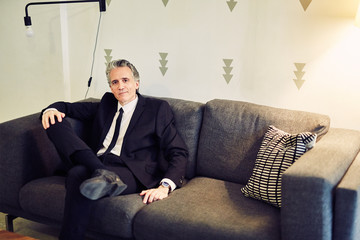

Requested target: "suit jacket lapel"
[
  {"left": 97, "top": 95, "right": 118, "bottom": 150},
  {"left": 124, "top": 93, "right": 146, "bottom": 140},
  {"left": 99, "top": 111, "right": 116, "bottom": 143}
]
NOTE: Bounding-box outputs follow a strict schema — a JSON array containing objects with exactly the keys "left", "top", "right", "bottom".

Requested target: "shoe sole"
[
  {"left": 80, "top": 179, "right": 127, "bottom": 200},
  {"left": 109, "top": 183, "right": 128, "bottom": 197}
]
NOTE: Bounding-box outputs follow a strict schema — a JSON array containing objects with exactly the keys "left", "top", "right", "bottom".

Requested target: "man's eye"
[
  {"left": 112, "top": 80, "right": 118, "bottom": 85},
  {"left": 122, "top": 79, "right": 128, "bottom": 83}
]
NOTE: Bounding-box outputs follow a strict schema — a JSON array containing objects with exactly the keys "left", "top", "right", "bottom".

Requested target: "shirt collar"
[{"left": 117, "top": 95, "right": 138, "bottom": 113}]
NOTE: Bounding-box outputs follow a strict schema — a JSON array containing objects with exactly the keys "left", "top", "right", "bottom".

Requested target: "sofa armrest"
[
  {"left": 333, "top": 151, "right": 360, "bottom": 240},
  {"left": 0, "top": 113, "right": 62, "bottom": 210},
  {"left": 281, "top": 128, "right": 360, "bottom": 240}
]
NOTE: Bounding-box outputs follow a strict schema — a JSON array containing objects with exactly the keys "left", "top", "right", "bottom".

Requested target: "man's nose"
[{"left": 118, "top": 81, "right": 125, "bottom": 89}]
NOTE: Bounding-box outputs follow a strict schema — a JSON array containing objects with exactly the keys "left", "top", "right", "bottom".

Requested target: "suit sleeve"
[
  {"left": 40, "top": 101, "right": 100, "bottom": 121},
  {"left": 156, "top": 101, "right": 189, "bottom": 188}
]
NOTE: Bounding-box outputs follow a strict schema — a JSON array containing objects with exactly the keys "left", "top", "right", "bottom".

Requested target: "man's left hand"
[{"left": 140, "top": 185, "right": 170, "bottom": 204}]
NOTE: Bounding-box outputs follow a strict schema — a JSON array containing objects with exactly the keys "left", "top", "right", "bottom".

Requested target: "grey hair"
[{"left": 106, "top": 59, "right": 140, "bottom": 86}]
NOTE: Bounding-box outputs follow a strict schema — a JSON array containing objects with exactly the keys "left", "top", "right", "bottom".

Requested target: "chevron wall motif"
[
  {"left": 162, "top": 0, "right": 169, "bottom": 7},
  {"left": 227, "top": 0, "right": 238, "bottom": 12},
  {"left": 104, "top": 49, "right": 112, "bottom": 66},
  {"left": 223, "top": 59, "right": 234, "bottom": 84},
  {"left": 293, "top": 63, "right": 306, "bottom": 90},
  {"left": 159, "top": 52, "right": 169, "bottom": 76},
  {"left": 1, "top": 0, "right": 358, "bottom": 134},
  {"left": 299, "top": 0, "right": 312, "bottom": 11}
]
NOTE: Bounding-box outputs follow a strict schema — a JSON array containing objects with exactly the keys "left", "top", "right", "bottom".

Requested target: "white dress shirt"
[{"left": 96, "top": 96, "right": 138, "bottom": 157}]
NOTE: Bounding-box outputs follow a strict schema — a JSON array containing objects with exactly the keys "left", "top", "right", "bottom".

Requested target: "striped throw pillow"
[{"left": 241, "top": 125, "right": 317, "bottom": 208}]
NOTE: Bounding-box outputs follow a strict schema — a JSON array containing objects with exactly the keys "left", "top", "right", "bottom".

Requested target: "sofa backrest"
[
  {"left": 159, "top": 97, "right": 204, "bottom": 179},
  {"left": 196, "top": 99, "right": 330, "bottom": 184}
]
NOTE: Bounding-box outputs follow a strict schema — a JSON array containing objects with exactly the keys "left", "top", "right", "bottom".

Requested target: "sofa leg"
[{"left": 5, "top": 214, "right": 17, "bottom": 232}]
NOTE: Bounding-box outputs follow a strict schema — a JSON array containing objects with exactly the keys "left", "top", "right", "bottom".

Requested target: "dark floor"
[{"left": 0, "top": 212, "right": 60, "bottom": 239}]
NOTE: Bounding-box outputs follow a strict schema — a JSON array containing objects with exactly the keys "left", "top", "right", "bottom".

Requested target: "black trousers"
[{"left": 46, "top": 119, "right": 143, "bottom": 240}]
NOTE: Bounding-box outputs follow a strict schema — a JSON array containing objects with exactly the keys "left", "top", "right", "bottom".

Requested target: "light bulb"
[{"left": 25, "top": 26, "right": 34, "bottom": 37}]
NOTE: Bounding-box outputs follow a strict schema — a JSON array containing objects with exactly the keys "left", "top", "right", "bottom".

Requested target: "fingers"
[
  {"left": 42, "top": 113, "right": 50, "bottom": 129},
  {"left": 140, "top": 190, "right": 153, "bottom": 204},
  {"left": 56, "top": 112, "right": 66, "bottom": 123},
  {"left": 140, "top": 188, "right": 168, "bottom": 204},
  {"left": 42, "top": 110, "right": 65, "bottom": 129}
]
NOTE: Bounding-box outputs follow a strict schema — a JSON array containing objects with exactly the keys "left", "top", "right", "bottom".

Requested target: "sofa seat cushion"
[
  {"left": 19, "top": 176, "right": 146, "bottom": 238},
  {"left": 19, "top": 176, "right": 66, "bottom": 222},
  {"left": 133, "top": 177, "right": 281, "bottom": 240}
]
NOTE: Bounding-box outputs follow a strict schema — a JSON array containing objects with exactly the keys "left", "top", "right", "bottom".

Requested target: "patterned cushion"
[{"left": 241, "top": 125, "right": 317, "bottom": 207}]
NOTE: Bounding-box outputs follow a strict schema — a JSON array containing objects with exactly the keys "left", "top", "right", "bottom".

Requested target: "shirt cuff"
[
  {"left": 160, "top": 178, "right": 176, "bottom": 192},
  {"left": 43, "top": 108, "right": 58, "bottom": 115}
]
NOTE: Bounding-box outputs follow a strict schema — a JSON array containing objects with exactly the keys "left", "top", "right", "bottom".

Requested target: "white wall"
[
  {"left": 1, "top": 0, "right": 360, "bottom": 131},
  {"left": 0, "top": 0, "right": 64, "bottom": 121}
]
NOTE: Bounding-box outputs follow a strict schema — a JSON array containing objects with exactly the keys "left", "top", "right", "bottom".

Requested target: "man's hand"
[
  {"left": 42, "top": 109, "right": 65, "bottom": 129},
  {"left": 140, "top": 185, "right": 170, "bottom": 204}
]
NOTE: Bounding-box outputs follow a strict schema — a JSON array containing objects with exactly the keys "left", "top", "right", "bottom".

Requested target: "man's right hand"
[{"left": 42, "top": 109, "right": 65, "bottom": 129}]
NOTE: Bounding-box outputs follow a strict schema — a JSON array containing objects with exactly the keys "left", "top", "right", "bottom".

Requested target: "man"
[{"left": 41, "top": 59, "right": 188, "bottom": 240}]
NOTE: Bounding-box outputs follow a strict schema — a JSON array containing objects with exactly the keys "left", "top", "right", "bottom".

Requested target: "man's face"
[{"left": 109, "top": 66, "right": 139, "bottom": 106}]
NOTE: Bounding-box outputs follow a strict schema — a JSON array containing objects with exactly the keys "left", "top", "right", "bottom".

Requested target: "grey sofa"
[
  {"left": 333, "top": 151, "right": 360, "bottom": 240},
  {"left": 0, "top": 97, "right": 359, "bottom": 240}
]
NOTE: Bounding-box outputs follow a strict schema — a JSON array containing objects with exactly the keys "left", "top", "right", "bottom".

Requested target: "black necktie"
[{"left": 103, "top": 108, "right": 123, "bottom": 156}]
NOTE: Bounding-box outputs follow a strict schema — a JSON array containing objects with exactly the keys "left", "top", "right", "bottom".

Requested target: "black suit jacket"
[{"left": 46, "top": 93, "right": 189, "bottom": 189}]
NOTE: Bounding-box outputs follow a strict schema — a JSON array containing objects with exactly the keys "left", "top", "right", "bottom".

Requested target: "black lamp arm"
[{"left": 24, "top": 0, "right": 106, "bottom": 26}]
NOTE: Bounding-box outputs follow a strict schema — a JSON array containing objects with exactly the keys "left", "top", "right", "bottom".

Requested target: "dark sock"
[{"left": 70, "top": 150, "right": 105, "bottom": 173}]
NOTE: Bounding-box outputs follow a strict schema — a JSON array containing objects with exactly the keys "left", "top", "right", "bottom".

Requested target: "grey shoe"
[{"left": 80, "top": 169, "right": 127, "bottom": 200}]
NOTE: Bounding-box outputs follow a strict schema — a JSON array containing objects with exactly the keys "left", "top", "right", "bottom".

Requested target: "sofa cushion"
[
  {"left": 133, "top": 177, "right": 281, "bottom": 240},
  {"left": 241, "top": 125, "right": 317, "bottom": 207},
  {"left": 19, "top": 176, "right": 145, "bottom": 239},
  {"left": 197, "top": 99, "right": 330, "bottom": 184},
  {"left": 19, "top": 176, "right": 66, "bottom": 222}
]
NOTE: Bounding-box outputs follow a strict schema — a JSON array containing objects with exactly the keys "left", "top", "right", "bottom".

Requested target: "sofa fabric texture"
[
  {"left": 333, "top": 152, "right": 360, "bottom": 240},
  {"left": 281, "top": 128, "right": 360, "bottom": 240},
  {"left": 0, "top": 113, "right": 63, "bottom": 210},
  {"left": 196, "top": 99, "right": 329, "bottom": 185},
  {"left": 1, "top": 96, "right": 359, "bottom": 240},
  {"left": 133, "top": 177, "right": 281, "bottom": 240},
  {"left": 159, "top": 97, "right": 204, "bottom": 179}
]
